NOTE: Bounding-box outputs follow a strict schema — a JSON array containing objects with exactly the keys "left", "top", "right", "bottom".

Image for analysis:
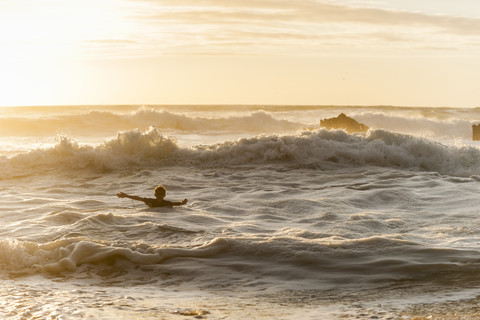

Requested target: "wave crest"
[
  {"left": 0, "top": 108, "right": 302, "bottom": 137},
  {"left": 0, "top": 238, "right": 230, "bottom": 276},
  {"left": 3, "top": 128, "right": 480, "bottom": 178}
]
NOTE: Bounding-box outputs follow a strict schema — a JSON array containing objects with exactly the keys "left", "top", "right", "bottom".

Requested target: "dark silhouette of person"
[{"left": 117, "top": 185, "right": 188, "bottom": 208}]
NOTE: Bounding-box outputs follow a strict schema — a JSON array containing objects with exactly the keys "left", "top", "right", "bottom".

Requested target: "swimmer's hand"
[
  {"left": 117, "top": 192, "right": 127, "bottom": 198},
  {"left": 182, "top": 199, "right": 188, "bottom": 205}
]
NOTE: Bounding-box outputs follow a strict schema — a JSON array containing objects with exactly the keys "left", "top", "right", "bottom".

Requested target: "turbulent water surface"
[{"left": 2, "top": 105, "right": 480, "bottom": 319}]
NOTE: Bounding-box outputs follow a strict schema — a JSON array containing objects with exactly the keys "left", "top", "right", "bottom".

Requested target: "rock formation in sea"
[{"left": 320, "top": 113, "right": 369, "bottom": 133}]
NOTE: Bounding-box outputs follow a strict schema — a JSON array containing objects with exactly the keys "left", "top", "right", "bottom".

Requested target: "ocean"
[{"left": 2, "top": 105, "right": 480, "bottom": 319}]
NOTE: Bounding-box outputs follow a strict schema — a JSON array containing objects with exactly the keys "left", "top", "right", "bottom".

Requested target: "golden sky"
[{"left": 1, "top": 0, "right": 479, "bottom": 107}]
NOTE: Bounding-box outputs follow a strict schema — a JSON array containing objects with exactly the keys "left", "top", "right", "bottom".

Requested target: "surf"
[{"left": 3, "top": 127, "right": 480, "bottom": 179}]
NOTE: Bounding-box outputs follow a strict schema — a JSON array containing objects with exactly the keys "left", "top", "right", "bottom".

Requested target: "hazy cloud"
[
  {"left": 50, "top": 0, "right": 474, "bottom": 58},
  {"left": 130, "top": 0, "right": 480, "bottom": 35}
]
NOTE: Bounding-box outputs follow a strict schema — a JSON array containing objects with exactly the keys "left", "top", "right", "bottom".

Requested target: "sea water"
[{"left": 2, "top": 105, "right": 480, "bottom": 319}]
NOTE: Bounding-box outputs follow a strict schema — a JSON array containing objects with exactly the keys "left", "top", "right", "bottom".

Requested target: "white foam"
[
  {"left": 3, "top": 128, "right": 480, "bottom": 178},
  {"left": 0, "top": 237, "right": 230, "bottom": 275}
]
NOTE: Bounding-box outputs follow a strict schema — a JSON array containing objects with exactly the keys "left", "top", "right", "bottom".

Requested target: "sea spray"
[
  {"left": 355, "top": 112, "right": 473, "bottom": 139},
  {"left": 0, "top": 108, "right": 303, "bottom": 137},
  {"left": 3, "top": 127, "right": 480, "bottom": 178},
  {"left": 1, "top": 105, "right": 479, "bottom": 139}
]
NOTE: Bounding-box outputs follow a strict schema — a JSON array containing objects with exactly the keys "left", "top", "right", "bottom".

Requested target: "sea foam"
[
  {"left": 2, "top": 127, "right": 480, "bottom": 178},
  {"left": 3, "top": 235, "right": 480, "bottom": 291},
  {"left": 0, "top": 237, "right": 230, "bottom": 275}
]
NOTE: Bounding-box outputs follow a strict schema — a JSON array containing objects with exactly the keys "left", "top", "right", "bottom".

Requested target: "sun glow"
[
  {"left": 2, "top": 2, "right": 112, "bottom": 59},
  {"left": 0, "top": 0, "right": 130, "bottom": 106},
  {"left": 1, "top": 0, "right": 480, "bottom": 107}
]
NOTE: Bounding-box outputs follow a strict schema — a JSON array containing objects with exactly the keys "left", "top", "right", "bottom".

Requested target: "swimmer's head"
[{"left": 154, "top": 185, "right": 166, "bottom": 199}]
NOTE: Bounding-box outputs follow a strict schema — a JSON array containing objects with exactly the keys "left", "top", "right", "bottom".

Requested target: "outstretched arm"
[
  {"left": 117, "top": 192, "right": 146, "bottom": 203},
  {"left": 167, "top": 199, "right": 188, "bottom": 207}
]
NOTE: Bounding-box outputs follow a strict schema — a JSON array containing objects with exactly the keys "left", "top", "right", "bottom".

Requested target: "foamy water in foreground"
[{"left": 2, "top": 105, "right": 480, "bottom": 319}]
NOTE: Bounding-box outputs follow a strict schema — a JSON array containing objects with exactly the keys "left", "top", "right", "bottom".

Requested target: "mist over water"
[{"left": 2, "top": 105, "right": 480, "bottom": 319}]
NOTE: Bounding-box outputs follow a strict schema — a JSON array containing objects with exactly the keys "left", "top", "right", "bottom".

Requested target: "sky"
[{"left": 0, "top": 0, "right": 479, "bottom": 107}]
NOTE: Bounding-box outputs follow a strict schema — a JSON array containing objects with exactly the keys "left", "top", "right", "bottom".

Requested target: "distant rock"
[
  {"left": 473, "top": 124, "right": 480, "bottom": 141},
  {"left": 320, "top": 113, "right": 369, "bottom": 133}
]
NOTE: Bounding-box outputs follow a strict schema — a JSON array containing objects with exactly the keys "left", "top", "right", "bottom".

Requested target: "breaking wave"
[
  {"left": 2, "top": 127, "right": 480, "bottom": 178},
  {"left": 2, "top": 235, "right": 480, "bottom": 289},
  {"left": 0, "top": 108, "right": 302, "bottom": 137},
  {"left": 1, "top": 105, "right": 479, "bottom": 139},
  {"left": 0, "top": 237, "right": 230, "bottom": 275}
]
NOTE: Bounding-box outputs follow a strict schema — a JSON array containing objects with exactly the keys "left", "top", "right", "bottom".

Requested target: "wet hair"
[{"left": 154, "top": 185, "right": 166, "bottom": 198}]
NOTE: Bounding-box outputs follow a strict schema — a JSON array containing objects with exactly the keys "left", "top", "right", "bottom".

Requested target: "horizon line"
[{"left": 0, "top": 103, "right": 475, "bottom": 109}]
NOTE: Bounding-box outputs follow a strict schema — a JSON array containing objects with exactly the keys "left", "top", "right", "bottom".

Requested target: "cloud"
[
  {"left": 84, "top": 0, "right": 478, "bottom": 58},
  {"left": 130, "top": 0, "right": 480, "bottom": 36}
]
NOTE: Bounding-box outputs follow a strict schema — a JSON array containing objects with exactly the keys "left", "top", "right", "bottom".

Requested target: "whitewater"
[{"left": 2, "top": 105, "right": 480, "bottom": 319}]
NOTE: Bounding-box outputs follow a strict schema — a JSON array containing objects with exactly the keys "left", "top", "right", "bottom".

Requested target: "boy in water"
[{"left": 117, "top": 185, "right": 188, "bottom": 208}]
